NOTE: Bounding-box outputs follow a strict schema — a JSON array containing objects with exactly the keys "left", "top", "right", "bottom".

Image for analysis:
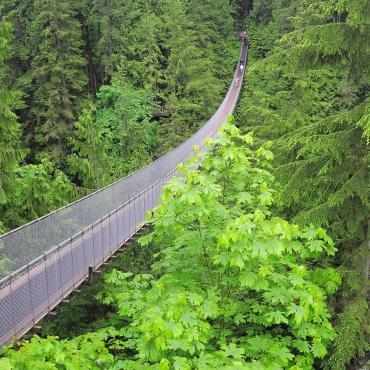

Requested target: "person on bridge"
[
  {"left": 240, "top": 63, "right": 244, "bottom": 74},
  {"left": 242, "top": 31, "right": 249, "bottom": 47}
]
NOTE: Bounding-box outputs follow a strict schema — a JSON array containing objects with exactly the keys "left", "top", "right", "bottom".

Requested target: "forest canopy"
[{"left": 0, "top": 0, "right": 239, "bottom": 232}]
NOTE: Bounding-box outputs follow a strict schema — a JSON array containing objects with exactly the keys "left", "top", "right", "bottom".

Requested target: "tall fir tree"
[
  {"left": 28, "top": 0, "right": 87, "bottom": 164},
  {"left": 0, "top": 0, "right": 33, "bottom": 90},
  {"left": 88, "top": 0, "right": 126, "bottom": 85},
  {"left": 156, "top": 0, "right": 223, "bottom": 152},
  {"left": 115, "top": 7, "right": 164, "bottom": 91},
  {"left": 0, "top": 20, "right": 23, "bottom": 233}
]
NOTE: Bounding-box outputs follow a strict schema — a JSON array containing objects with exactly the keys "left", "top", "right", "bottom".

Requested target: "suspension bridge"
[{"left": 0, "top": 38, "right": 248, "bottom": 347}]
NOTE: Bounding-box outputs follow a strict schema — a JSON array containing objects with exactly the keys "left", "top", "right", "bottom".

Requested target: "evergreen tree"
[
  {"left": 116, "top": 9, "right": 164, "bottom": 91},
  {"left": 3, "top": 157, "right": 76, "bottom": 229},
  {"left": 157, "top": 0, "right": 222, "bottom": 152},
  {"left": 28, "top": 0, "right": 87, "bottom": 163},
  {"left": 88, "top": 0, "right": 126, "bottom": 85},
  {"left": 68, "top": 102, "right": 111, "bottom": 189},
  {"left": 237, "top": 1, "right": 370, "bottom": 367},
  {"left": 188, "top": 0, "right": 237, "bottom": 87},
  {"left": 0, "top": 0, "right": 33, "bottom": 90},
  {"left": 0, "top": 15, "right": 76, "bottom": 232},
  {"left": 0, "top": 20, "right": 23, "bottom": 233}
]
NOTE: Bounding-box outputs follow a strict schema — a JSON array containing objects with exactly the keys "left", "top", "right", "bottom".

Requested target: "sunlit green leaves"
[
  {"left": 311, "top": 342, "right": 327, "bottom": 358},
  {"left": 93, "top": 122, "right": 338, "bottom": 368},
  {"left": 0, "top": 335, "right": 114, "bottom": 369}
]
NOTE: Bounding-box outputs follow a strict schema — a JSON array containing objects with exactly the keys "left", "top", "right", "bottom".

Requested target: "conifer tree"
[
  {"left": 4, "top": 157, "right": 76, "bottom": 229},
  {"left": 115, "top": 9, "right": 164, "bottom": 91},
  {"left": 0, "top": 0, "right": 33, "bottom": 89},
  {"left": 157, "top": 0, "right": 222, "bottom": 152},
  {"left": 0, "top": 20, "right": 23, "bottom": 232},
  {"left": 237, "top": 1, "right": 370, "bottom": 367},
  {"left": 28, "top": 0, "right": 87, "bottom": 163},
  {"left": 68, "top": 102, "right": 111, "bottom": 189},
  {"left": 88, "top": 0, "right": 126, "bottom": 85},
  {"left": 187, "top": 0, "right": 236, "bottom": 88}
]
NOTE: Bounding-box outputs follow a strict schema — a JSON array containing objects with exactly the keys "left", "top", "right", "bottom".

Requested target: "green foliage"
[
  {"left": 0, "top": 334, "right": 114, "bottom": 369},
  {"left": 67, "top": 79, "right": 157, "bottom": 190},
  {"left": 68, "top": 103, "right": 111, "bottom": 189},
  {"left": 0, "top": 20, "right": 23, "bottom": 226},
  {"left": 0, "top": 0, "right": 239, "bottom": 232},
  {"left": 283, "top": 0, "right": 370, "bottom": 84},
  {"left": 28, "top": 0, "right": 87, "bottom": 163},
  {"left": 0, "top": 16, "right": 76, "bottom": 232},
  {"left": 0, "top": 2, "right": 366, "bottom": 369},
  {"left": 88, "top": 0, "right": 126, "bottom": 84},
  {"left": 96, "top": 122, "right": 339, "bottom": 369},
  {"left": 95, "top": 81, "right": 156, "bottom": 177},
  {"left": 237, "top": 0, "right": 369, "bottom": 367},
  {"left": 163, "top": 40, "right": 220, "bottom": 148},
  {"left": 324, "top": 241, "right": 370, "bottom": 370},
  {"left": 2, "top": 157, "right": 75, "bottom": 230},
  {"left": 326, "top": 294, "right": 369, "bottom": 370},
  {"left": 99, "top": 0, "right": 163, "bottom": 90},
  {"left": 156, "top": 0, "right": 236, "bottom": 153}
]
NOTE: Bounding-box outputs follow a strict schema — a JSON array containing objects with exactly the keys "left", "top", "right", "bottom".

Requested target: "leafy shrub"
[{"left": 97, "top": 121, "right": 340, "bottom": 369}]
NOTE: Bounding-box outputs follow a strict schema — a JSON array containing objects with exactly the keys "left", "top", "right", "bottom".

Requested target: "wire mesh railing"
[{"left": 0, "top": 40, "right": 248, "bottom": 347}]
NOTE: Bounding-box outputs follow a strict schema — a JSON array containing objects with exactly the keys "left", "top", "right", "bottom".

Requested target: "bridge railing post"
[
  {"left": 91, "top": 224, "right": 96, "bottom": 267},
  {"left": 99, "top": 217, "right": 104, "bottom": 264},
  {"left": 81, "top": 227, "right": 87, "bottom": 273},
  {"left": 26, "top": 263, "right": 35, "bottom": 327}
]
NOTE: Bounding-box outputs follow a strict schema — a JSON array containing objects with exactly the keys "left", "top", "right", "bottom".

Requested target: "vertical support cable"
[
  {"left": 91, "top": 224, "right": 96, "bottom": 267},
  {"left": 145, "top": 186, "right": 148, "bottom": 219},
  {"left": 108, "top": 212, "right": 112, "bottom": 254},
  {"left": 99, "top": 218, "right": 104, "bottom": 262},
  {"left": 128, "top": 199, "right": 132, "bottom": 240},
  {"left": 121, "top": 206, "right": 126, "bottom": 243},
  {"left": 69, "top": 237, "right": 76, "bottom": 288},
  {"left": 141, "top": 189, "right": 145, "bottom": 227},
  {"left": 149, "top": 183, "right": 153, "bottom": 213},
  {"left": 81, "top": 228, "right": 87, "bottom": 271},
  {"left": 44, "top": 252, "right": 51, "bottom": 311},
  {"left": 9, "top": 274, "right": 16, "bottom": 339},
  {"left": 27, "top": 264, "right": 35, "bottom": 326},
  {"left": 57, "top": 243, "right": 65, "bottom": 302},
  {"left": 115, "top": 210, "right": 119, "bottom": 247},
  {"left": 88, "top": 266, "right": 93, "bottom": 285},
  {"left": 134, "top": 197, "right": 137, "bottom": 234}
]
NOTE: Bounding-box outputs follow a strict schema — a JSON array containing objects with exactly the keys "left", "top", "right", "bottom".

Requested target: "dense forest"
[
  {"left": 0, "top": 0, "right": 369, "bottom": 369},
  {"left": 0, "top": 0, "right": 238, "bottom": 233}
]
